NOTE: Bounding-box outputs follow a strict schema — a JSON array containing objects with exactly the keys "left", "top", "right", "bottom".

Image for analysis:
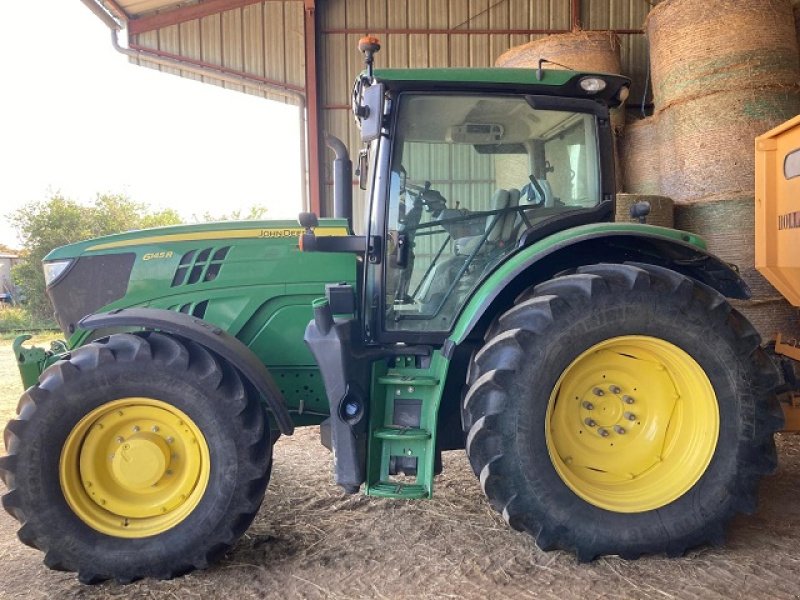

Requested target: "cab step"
[
  {"left": 368, "top": 482, "right": 429, "bottom": 499},
  {"left": 365, "top": 354, "right": 448, "bottom": 500}
]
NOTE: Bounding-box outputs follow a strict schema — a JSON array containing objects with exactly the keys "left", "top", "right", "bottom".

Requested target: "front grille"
[{"left": 47, "top": 253, "right": 136, "bottom": 335}]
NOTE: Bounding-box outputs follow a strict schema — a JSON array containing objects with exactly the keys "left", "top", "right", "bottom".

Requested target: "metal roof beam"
[{"left": 128, "top": 0, "right": 300, "bottom": 35}]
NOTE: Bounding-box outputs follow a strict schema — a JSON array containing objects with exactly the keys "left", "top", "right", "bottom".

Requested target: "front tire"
[
  {"left": 463, "top": 263, "right": 781, "bottom": 560},
  {"left": 0, "top": 332, "right": 272, "bottom": 583}
]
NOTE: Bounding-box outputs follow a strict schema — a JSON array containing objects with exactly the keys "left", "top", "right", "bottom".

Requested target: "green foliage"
[
  {"left": 194, "top": 205, "right": 269, "bottom": 222},
  {"left": 0, "top": 305, "right": 57, "bottom": 333},
  {"left": 9, "top": 193, "right": 182, "bottom": 320}
]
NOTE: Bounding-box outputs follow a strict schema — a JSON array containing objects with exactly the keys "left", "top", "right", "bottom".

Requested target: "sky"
[{"left": 0, "top": 2, "right": 303, "bottom": 248}]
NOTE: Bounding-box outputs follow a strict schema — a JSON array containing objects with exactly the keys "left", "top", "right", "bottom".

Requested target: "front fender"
[
  {"left": 448, "top": 225, "right": 750, "bottom": 346},
  {"left": 78, "top": 308, "right": 294, "bottom": 434}
]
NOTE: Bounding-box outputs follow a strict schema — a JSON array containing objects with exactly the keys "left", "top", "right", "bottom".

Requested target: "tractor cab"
[{"left": 304, "top": 38, "right": 630, "bottom": 347}]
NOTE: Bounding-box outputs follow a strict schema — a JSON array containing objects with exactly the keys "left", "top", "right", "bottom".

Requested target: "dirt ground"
[{"left": 3, "top": 337, "right": 800, "bottom": 599}]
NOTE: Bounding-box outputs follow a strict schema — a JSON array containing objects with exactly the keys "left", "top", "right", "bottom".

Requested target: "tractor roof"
[{"left": 373, "top": 68, "right": 631, "bottom": 106}]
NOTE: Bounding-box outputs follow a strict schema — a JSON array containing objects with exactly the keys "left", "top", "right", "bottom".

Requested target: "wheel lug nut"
[
  {"left": 132, "top": 425, "right": 140, "bottom": 433},
  {"left": 582, "top": 401, "right": 594, "bottom": 410},
  {"left": 624, "top": 412, "right": 636, "bottom": 421},
  {"left": 622, "top": 395, "right": 635, "bottom": 404},
  {"left": 166, "top": 436, "right": 174, "bottom": 444},
  {"left": 116, "top": 436, "right": 124, "bottom": 443},
  {"left": 592, "top": 388, "right": 605, "bottom": 397},
  {"left": 614, "top": 425, "right": 626, "bottom": 434},
  {"left": 609, "top": 385, "right": 621, "bottom": 394},
  {"left": 152, "top": 425, "right": 159, "bottom": 433},
  {"left": 597, "top": 428, "right": 610, "bottom": 437},
  {"left": 584, "top": 418, "right": 596, "bottom": 427}
]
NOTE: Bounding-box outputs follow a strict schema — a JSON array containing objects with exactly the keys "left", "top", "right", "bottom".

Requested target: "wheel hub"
[
  {"left": 60, "top": 398, "right": 210, "bottom": 537},
  {"left": 546, "top": 336, "right": 719, "bottom": 512},
  {"left": 111, "top": 434, "right": 171, "bottom": 491}
]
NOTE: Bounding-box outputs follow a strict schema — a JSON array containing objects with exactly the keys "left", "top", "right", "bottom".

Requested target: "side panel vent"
[
  {"left": 174, "top": 300, "right": 209, "bottom": 319},
  {"left": 171, "top": 246, "right": 230, "bottom": 287}
]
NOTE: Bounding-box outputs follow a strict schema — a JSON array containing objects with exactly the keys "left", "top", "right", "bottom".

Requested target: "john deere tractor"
[{"left": 0, "top": 39, "right": 781, "bottom": 583}]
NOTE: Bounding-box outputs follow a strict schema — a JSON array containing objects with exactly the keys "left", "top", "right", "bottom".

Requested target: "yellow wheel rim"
[
  {"left": 60, "top": 398, "right": 210, "bottom": 538},
  {"left": 545, "top": 336, "right": 719, "bottom": 513}
]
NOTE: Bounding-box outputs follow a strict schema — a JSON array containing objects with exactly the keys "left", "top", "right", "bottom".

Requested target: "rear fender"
[
  {"left": 448, "top": 229, "right": 750, "bottom": 346},
  {"left": 78, "top": 308, "right": 294, "bottom": 434}
]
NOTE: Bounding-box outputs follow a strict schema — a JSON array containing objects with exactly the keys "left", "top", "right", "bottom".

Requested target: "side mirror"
[
  {"left": 359, "top": 83, "right": 385, "bottom": 143},
  {"left": 629, "top": 201, "right": 651, "bottom": 224},
  {"left": 298, "top": 212, "right": 319, "bottom": 229}
]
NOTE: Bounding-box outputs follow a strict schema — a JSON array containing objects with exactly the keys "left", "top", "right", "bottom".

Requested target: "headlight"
[
  {"left": 43, "top": 259, "right": 72, "bottom": 286},
  {"left": 579, "top": 76, "right": 607, "bottom": 94}
]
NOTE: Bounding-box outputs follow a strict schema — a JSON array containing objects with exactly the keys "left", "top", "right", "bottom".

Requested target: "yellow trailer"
[{"left": 755, "top": 116, "right": 800, "bottom": 427}]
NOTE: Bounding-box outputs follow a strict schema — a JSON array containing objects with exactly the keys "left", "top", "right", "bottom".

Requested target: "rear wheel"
[
  {"left": 464, "top": 263, "right": 781, "bottom": 560},
  {"left": 0, "top": 332, "right": 272, "bottom": 583}
]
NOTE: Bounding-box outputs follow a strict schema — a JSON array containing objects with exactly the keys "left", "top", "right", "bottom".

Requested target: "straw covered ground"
[{"left": 3, "top": 336, "right": 800, "bottom": 599}]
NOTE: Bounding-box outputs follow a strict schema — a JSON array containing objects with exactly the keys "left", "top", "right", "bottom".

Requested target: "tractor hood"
[{"left": 42, "top": 219, "right": 352, "bottom": 337}]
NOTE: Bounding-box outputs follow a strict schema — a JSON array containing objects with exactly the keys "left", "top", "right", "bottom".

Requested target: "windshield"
[{"left": 384, "top": 93, "right": 601, "bottom": 333}]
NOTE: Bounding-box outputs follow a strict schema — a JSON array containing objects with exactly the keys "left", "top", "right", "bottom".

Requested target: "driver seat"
[{"left": 454, "top": 188, "right": 520, "bottom": 256}]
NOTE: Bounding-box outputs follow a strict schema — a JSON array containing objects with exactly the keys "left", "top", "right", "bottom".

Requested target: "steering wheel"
[{"left": 403, "top": 180, "right": 448, "bottom": 216}]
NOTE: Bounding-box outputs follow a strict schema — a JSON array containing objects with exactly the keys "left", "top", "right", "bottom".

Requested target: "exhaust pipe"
[{"left": 325, "top": 134, "right": 353, "bottom": 228}]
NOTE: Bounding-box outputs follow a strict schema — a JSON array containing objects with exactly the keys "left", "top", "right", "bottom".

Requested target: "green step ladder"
[{"left": 365, "top": 354, "right": 447, "bottom": 499}]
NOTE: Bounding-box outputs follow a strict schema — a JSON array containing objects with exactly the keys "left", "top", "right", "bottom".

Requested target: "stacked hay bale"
[
  {"left": 646, "top": 0, "right": 800, "bottom": 341},
  {"left": 495, "top": 32, "right": 626, "bottom": 188},
  {"left": 620, "top": 116, "right": 661, "bottom": 195}
]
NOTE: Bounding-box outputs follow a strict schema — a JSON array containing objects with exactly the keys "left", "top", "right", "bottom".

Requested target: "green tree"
[
  {"left": 193, "top": 205, "right": 269, "bottom": 222},
  {"left": 10, "top": 193, "right": 182, "bottom": 320}
]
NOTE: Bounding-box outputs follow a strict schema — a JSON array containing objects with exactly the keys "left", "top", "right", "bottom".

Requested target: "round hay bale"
[
  {"left": 495, "top": 32, "right": 626, "bottom": 133},
  {"left": 658, "top": 88, "right": 800, "bottom": 202},
  {"left": 615, "top": 193, "right": 674, "bottom": 228},
  {"left": 646, "top": 0, "right": 800, "bottom": 109},
  {"left": 730, "top": 298, "right": 800, "bottom": 343},
  {"left": 621, "top": 116, "right": 661, "bottom": 195},
  {"left": 495, "top": 31, "right": 622, "bottom": 73},
  {"left": 674, "top": 196, "right": 776, "bottom": 298}
]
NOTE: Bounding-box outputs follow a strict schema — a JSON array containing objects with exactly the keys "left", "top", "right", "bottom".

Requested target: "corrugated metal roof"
[{"left": 129, "top": 1, "right": 305, "bottom": 104}]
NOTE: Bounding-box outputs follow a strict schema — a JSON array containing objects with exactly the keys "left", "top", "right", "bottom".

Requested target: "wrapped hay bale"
[
  {"left": 621, "top": 116, "right": 661, "bottom": 195},
  {"left": 659, "top": 89, "right": 800, "bottom": 202},
  {"left": 646, "top": 0, "right": 800, "bottom": 109},
  {"left": 615, "top": 194, "right": 674, "bottom": 228},
  {"left": 675, "top": 195, "right": 799, "bottom": 341}
]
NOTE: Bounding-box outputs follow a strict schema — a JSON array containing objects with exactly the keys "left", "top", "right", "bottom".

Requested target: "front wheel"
[
  {"left": 463, "top": 263, "right": 781, "bottom": 560},
  {"left": 0, "top": 332, "right": 272, "bottom": 583}
]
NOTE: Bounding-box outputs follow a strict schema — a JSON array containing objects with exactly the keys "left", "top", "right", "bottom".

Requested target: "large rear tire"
[
  {"left": 463, "top": 263, "right": 781, "bottom": 560},
  {"left": 0, "top": 332, "right": 272, "bottom": 583}
]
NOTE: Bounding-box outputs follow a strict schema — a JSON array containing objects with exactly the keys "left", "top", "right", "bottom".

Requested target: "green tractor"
[{"left": 1, "top": 40, "right": 781, "bottom": 583}]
